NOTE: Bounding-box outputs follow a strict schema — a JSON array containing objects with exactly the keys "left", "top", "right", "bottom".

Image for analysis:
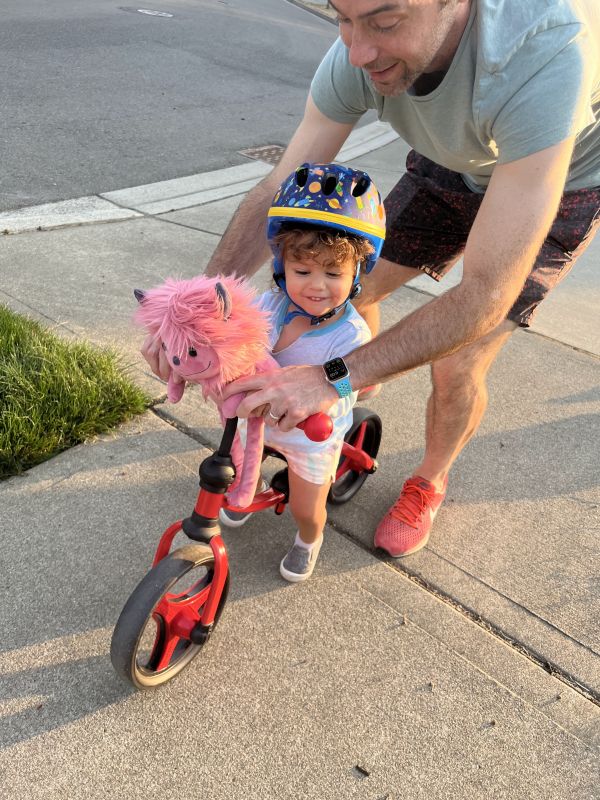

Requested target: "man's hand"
[
  {"left": 222, "top": 364, "right": 339, "bottom": 431},
  {"left": 140, "top": 333, "right": 184, "bottom": 392}
]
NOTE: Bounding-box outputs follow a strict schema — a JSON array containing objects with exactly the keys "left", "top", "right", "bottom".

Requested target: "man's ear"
[
  {"left": 133, "top": 288, "right": 146, "bottom": 303},
  {"left": 215, "top": 281, "right": 232, "bottom": 320}
]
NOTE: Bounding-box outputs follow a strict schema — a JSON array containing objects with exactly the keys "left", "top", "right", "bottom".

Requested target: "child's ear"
[
  {"left": 215, "top": 282, "right": 232, "bottom": 320},
  {"left": 133, "top": 288, "right": 146, "bottom": 304}
]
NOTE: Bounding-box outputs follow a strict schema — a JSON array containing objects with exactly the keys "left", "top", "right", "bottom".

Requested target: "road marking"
[
  {"left": 136, "top": 9, "right": 173, "bottom": 17},
  {"left": 0, "top": 121, "right": 398, "bottom": 234}
]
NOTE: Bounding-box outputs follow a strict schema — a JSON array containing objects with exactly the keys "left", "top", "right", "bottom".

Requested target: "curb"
[
  {"left": 0, "top": 122, "right": 398, "bottom": 235},
  {"left": 284, "top": 0, "right": 337, "bottom": 25}
]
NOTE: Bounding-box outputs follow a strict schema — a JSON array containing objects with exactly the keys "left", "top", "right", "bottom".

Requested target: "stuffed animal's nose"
[{"left": 172, "top": 356, "right": 180, "bottom": 366}]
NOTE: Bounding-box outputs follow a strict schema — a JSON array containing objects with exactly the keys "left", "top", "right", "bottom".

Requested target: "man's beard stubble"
[{"left": 367, "top": 62, "right": 423, "bottom": 97}]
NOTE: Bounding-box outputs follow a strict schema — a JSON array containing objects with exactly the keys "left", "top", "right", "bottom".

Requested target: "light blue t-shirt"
[
  {"left": 311, "top": 0, "right": 600, "bottom": 191},
  {"left": 260, "top": 289, "right": 371, "bottom": 370}
]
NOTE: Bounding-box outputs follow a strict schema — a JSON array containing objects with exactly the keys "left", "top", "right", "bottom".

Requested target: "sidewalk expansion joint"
[
  {"left": 101, "top": 190, "right": 252, "bottom": 222},
  {"left": 149, "top": 402, "right": 600, "bottom": 709},
  {"left": 429, "top": 548, "right": 600, "bottom": 658},
  {"left": 150, "top": 403, "right": 219, "bottom": 449},
  {"left": 105, "top": 195, "right": 227, "bottom": 236},
  {"left": 329, "top": 521, "right": 600, "bottom": 708},
  {"left": 522, "top": 326, "right": 600, "bottom": 360}
]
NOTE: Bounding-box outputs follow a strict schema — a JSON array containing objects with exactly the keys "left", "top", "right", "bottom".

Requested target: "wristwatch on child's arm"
[{"left": 323, "top": 357, "right": 353, "bottom": 399}]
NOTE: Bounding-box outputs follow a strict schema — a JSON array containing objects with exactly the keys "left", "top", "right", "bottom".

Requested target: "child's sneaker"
[
  {"left": 280, "top": 533, "right": 323, "bottom": 582},
  {"left": 219, "top": 480, "right": 268, "bottom": 527},
  {"left": 374, "top": 476, "right": 447, "bottom": 557}
]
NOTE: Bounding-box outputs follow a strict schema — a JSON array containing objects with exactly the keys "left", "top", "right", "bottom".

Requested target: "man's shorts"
[{"left": 381, "top": 150, "right": 600, "bottom": 326}]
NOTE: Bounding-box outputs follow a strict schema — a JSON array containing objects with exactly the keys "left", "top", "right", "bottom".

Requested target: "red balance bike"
[{"left": 110, "top": 407, "right": 382, "bottom": 690}]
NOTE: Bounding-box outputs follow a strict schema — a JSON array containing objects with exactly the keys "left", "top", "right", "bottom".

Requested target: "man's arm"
[
  {"left": 227, "top": 137, "right": 575, "bottom": 428},
  {"left": 142, "top": 94, "right": 355, "bottom": 379},
  {"left": 345, "top": 136, "right": 576, "bottom": 384},
  {"left": 204, "top": 94, "right": 356, "bottom": 278}
]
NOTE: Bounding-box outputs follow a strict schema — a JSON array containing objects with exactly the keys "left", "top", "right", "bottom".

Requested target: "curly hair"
[{"left": 274, "top": 225, "right": 374, "bottom": 271}]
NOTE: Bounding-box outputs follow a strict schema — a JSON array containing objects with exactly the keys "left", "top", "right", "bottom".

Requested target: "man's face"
[{"left": 331, "top": 0, "right": 466, "bottom": 96}]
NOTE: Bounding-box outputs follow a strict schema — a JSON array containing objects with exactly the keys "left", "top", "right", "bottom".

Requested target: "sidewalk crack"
[
  {"left": 357, "top": 583, "right": 600, "bottom": 752},
  {"left": 329, "top": 521, "right": 600, "bottom": 708}
]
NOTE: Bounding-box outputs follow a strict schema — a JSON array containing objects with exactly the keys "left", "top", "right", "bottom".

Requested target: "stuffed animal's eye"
[{"left": 188, "top": 347, "right": 197, "bottom": 357}]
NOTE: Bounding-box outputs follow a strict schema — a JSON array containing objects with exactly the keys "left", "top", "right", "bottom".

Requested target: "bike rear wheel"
[
  {"left": 111, "top": 543, "right": 229, "bottom": 690},
  {"left": 328, "top": 407, "right": 382, "bottom": 505}
]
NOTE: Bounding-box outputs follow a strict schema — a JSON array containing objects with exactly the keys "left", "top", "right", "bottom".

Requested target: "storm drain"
[{"left": 238, "top": 145, "right": 285, "bottom": 166}]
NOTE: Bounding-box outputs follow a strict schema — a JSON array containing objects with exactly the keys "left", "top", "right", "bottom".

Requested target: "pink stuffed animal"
[{"left": 134, "top": 275, "right": 278, "bottom": 509}]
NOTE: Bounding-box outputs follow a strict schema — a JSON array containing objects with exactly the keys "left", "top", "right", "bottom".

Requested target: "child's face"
[{"left": 283, "top": 249, "right": 356, "bottom": 319}]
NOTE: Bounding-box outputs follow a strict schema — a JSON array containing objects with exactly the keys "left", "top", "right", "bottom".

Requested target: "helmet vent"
[
  {"left": 322, "top": 172, "right": 338, "bottom": 195},
  {"left": 352, "top": 175, "right": 371, "bottom": 197},
  {"left": 295, "top": 165, "right": 309, "bottom": 187}
]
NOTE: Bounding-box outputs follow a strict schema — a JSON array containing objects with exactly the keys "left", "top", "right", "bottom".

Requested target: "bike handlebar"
[{"left": 296, "top": 413, "right": 333, "bottom": 442}]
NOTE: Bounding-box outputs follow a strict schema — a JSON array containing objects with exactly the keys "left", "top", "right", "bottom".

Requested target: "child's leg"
[
  {"left": 287, "top": 469, "right": 330, "bottom": 545},
  {"left": 280, "top": 469, "right": 330, "bottom": 582}
]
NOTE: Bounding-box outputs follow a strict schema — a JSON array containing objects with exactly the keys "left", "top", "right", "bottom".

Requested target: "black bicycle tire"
[
  {"left": 328, "top": 407, "right": 382, "bottom": 506},
  {"left": 110, "top": 543, "right": 229, "bottom": 690}
]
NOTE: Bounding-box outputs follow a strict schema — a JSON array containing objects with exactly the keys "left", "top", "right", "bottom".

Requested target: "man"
[{"left": 143, "top": 0, "right": 600, "bottom": 557}]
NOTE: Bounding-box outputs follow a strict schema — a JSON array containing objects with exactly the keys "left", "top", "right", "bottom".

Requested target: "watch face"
[{"left": 324, "top": 358, "right": 348, "bottom": 381}]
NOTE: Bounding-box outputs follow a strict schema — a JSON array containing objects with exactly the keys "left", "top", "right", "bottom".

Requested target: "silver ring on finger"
[{"left": 268, "top": 409, "right": 281, "bottom": 421}]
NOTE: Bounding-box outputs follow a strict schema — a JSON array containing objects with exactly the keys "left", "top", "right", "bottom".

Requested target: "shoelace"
[{"left": 389, "top": 479, "right": 437, "bottom": 528}]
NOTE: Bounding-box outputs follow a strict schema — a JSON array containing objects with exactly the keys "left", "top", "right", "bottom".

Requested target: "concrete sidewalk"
[{"left": 1, "top": 134, "right": 599, "bottom": 798}]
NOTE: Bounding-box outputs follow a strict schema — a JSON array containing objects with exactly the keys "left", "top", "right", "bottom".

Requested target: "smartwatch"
[{"left": 323, "top": 357, "right": 352, "bottom": 398}]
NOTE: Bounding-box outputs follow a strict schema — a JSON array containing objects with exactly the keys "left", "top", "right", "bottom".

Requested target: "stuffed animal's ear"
[
  {"left": 215, "top": 281, "right": 232, "bottom": 320},
  {"left": 134, "top": 288, "right": 146, "bottom": 304}
]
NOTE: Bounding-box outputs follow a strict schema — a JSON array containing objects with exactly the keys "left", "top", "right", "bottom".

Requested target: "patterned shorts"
[{"left": 381, "top": 150, "right": 600, "bottom": 326}]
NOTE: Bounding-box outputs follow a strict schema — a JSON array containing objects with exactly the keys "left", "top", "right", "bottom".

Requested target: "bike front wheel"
[{"left": 110, "top": 543, "right": 229, "bottom": 690}]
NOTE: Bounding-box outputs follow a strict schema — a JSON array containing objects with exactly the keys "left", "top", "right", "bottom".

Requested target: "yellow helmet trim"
[{"left": 268, "top": 206, "right": 385, "bottom": 239}]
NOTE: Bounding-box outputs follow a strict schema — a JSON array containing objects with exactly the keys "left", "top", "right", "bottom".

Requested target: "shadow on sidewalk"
[{"left": 0, "top": 653, "right": 130, "bottom": 750}]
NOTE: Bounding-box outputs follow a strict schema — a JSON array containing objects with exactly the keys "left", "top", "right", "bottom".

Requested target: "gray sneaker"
[
  {"left": 280, "top": 536, "right": 323, "bottom": 583},
  {"left": 219, "top": 480, "right": 268, "bottom": 528}
]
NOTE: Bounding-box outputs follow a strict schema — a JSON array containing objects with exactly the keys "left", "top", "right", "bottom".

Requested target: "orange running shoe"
[{"left": 374, "top": 476, "right": 447, "bottom": 557}]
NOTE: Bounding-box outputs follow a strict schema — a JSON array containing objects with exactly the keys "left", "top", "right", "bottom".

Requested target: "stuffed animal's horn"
[
  {"left": 215, "top": 281, "right": 232, "bottom": 320},
  {"left": 133, "top": 288, "right": 146, "bottom": 303}
]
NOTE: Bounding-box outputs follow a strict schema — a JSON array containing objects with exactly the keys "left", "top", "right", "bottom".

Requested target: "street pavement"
[{"left": 1, "top": 123, "right": 599, "bottom": 797}]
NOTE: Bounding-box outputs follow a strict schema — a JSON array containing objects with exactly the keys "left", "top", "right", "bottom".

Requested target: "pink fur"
[
  {"left": 134, "top": 275, "right": 277, "bottom": 508},
  {"left": 134, "top": 275, "right": 272, "bottom": 398}
]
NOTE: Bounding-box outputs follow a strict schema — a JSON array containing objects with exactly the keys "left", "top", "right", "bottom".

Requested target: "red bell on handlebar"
[{"left": 297, "top": 413, "right": 333, "bottom": 442}]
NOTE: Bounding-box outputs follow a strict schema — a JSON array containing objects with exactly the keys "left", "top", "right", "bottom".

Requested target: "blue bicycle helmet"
[{"left": 267, "top": 162, "right": 386, "bottom": 325}]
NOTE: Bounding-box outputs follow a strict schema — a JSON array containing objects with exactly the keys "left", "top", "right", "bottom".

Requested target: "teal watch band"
[
  {"left": 331, "top": 375, "right": 352, "bottom": 398},
  {"left": 323, "top": 357, "right": 352, "bottom": 398}
]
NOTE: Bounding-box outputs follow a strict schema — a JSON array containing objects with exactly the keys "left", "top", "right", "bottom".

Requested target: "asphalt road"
[{"left": 0, "top": 0, "right": 337, "bottom": 212}]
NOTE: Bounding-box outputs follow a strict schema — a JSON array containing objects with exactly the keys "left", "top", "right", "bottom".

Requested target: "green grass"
[{"left": 0, "top": 305, "right": 149, "bottom": 478}]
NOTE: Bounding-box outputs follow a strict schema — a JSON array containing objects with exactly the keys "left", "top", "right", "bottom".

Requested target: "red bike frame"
[{"left": 150, "top": 424, "right": 376, "bottom": 639}]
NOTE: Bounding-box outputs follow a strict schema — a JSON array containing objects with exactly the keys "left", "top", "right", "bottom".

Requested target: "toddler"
[{"left": 220, "top": 162, "right": 386, "bottom": 583}]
